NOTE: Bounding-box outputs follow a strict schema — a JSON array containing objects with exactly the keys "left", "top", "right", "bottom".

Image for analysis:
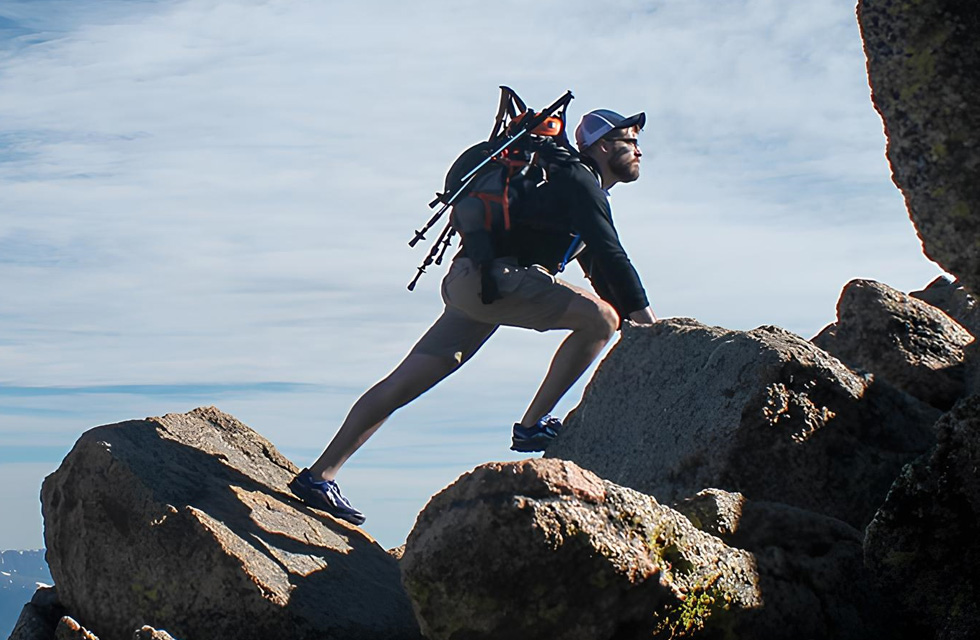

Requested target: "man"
[{"left": 289, "top": 108, "right": 657, "bottom": 525}]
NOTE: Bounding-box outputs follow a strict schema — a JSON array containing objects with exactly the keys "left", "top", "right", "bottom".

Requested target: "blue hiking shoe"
[
  {"left": 511, "top": 414, "right": 563, "bottom": 452},
  {"left": 289, "top": 468, "right": 366, "bottom": 526}
]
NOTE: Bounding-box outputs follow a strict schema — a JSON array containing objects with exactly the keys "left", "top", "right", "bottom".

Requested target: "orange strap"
[
  {"left": 476, "top": 192, "right": 505, "bottom": 229},
  {"left": 472, "top": 156, "right": 529, "bottom": 231}
]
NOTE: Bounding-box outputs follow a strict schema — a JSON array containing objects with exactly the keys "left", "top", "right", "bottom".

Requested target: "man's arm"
[
  {"left": 578, "top": 248, "right": 656, "bottom": 325},
  {"left": 627, "top": 306, "right": 657, "bottom": 325},
  {"left": 563, "top": 164, "right": 650, "bottom": 315}
]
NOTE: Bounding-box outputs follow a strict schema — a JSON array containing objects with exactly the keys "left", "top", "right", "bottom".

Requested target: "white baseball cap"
[{"left": 574, "top": 109, "right": 646, "bottom": 150}]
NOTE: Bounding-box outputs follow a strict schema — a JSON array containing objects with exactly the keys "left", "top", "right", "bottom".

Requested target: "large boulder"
[
  {"left": 8, "top": 586, "right": 65, "bottom": 640},
  {"left": 813, "top": 278, "right": 974, "bottom": 409},
  {"left": 41, "top": 407, "right": 420, "bottom": 640},
  {"left": 865, "top": 395, "right": 980, "bottom": 640},
  {"left": 911, "top": 278, "right": 980, "bottom": 395},
  {"left": 400, "top": 459, "right": 763, "bottom": 640},
  {"left": 675, "top": 491, "right": 905, "bottom": 639},
  {"left": 858, "top": 0, "right": 980, "bottom": 294},
  {"left": 546, "top": 319, "right": 940, "bottom": 528},
  {"left": 911, "top": 276, "right": 980, "bottom": 338}
]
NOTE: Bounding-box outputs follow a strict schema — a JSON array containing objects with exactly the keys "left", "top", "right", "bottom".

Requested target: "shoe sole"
[{"left": 510, "top": 438, "right": 552, "bottom": 453}]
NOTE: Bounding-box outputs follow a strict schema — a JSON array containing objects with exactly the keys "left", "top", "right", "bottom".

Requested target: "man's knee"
[
  {"left": 578, "top": 298, "right": 619, "bottom": 341},
  {"left": 595, "top": 301, "right": 620, "bottom": 341},
  {"left": 562, "top": 294, "right": 619, "bottom": 340}
]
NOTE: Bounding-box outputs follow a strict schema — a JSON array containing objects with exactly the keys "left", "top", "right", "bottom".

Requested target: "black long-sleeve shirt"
[{"left": 511, "top": 157, "right": 650, "bottom": 317}]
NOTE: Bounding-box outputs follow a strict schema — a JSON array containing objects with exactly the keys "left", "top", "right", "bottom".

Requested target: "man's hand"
[{"left": 626, "top": 306, "right": 657, "bottom": 326}]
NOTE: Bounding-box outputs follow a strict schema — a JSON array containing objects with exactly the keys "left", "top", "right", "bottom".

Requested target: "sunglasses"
[{"left": 603, "top": 137, "right": 640, "bottom": 147}]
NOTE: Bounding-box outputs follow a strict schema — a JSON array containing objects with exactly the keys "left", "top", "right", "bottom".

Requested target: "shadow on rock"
[
  {"left": 546, "top": 319, "right": 940, "bottom": 530},
  {"left": 41, "top": 407, "right": 419, "bottom": 640}
]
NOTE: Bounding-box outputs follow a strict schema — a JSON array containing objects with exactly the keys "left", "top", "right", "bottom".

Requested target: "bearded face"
[
  {"left": 598, "top": 125, "right": 642, "bottom": 185},
  {"left": 607, "top": 140, "right": 641, "bottom": 183}
]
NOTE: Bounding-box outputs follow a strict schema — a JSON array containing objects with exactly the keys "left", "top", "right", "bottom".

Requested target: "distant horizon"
[
  {"left": 0, "top": 548, "right": 52, "bottom": 639},
  {"left": 0, "top": 0, "right": 942, "bottom": 551}
]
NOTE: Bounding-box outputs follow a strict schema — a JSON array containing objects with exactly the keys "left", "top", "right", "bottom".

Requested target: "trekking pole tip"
[{"left": 407, "top": 267, "right": 425, "bottom": 291}]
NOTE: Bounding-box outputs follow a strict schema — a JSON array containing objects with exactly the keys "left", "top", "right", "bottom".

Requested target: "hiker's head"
[{"left": 575, "top": 109, "right": 645, "bottom": 188}]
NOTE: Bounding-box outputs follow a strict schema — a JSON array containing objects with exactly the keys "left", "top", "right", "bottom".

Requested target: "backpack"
[{"left": 407, "top": 87, "right": 583, "bottom": 293}]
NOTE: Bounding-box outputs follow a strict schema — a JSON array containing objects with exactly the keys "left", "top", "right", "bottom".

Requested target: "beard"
[{"left": 608, "top": 147, "right": 640, "bottom": 183}]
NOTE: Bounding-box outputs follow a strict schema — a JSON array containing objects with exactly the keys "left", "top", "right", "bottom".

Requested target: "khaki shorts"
[{"left": 409, "top": 257, "right": 583, "bottom": 364}]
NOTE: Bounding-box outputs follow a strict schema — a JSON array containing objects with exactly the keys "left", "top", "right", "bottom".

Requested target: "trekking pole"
[
  {"left": 407, "top": 221, "right": 454, "bottom": 291},
  {"left": 411, "top": 170, "right": 481, "bottom": 247},
  {"left": 410, "top": 204, "right": 450, "bottom": 248},
  {"left": 435, "top": 227, "right": 456, "bottom": 265}
]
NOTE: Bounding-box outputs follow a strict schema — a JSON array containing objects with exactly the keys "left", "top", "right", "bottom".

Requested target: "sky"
[{"left": 0, "top": 0, "right": 942, "bottom": 551}]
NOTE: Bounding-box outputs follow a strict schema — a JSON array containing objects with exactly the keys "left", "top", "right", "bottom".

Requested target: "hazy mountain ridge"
[{"left": 1, "top": 550, "right": 51, "bottom": 639}]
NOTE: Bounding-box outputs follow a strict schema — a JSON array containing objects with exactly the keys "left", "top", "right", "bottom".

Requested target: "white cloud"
[{"left": 0, "top": 0, "right": 942, "bottom": 549}]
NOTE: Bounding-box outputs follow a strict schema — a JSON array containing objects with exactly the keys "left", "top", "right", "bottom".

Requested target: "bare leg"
[
  {"left": 309, "top": 353, "right": 459, "bottom": 481},
  {"left": 519, "top": 290, "right": 619, "bottom": 427}
]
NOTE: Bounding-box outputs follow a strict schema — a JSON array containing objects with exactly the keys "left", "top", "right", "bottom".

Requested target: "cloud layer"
[{"left": 0, "top": 0, "right": 941, "bottom": 548}]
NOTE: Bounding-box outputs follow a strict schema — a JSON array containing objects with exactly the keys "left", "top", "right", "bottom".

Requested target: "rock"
[
  {"left": 858, "top": 0, "right": 980, "bottom": 294},
  {"left": 673, "top": 489, "right": 744, "bottom": 538},
  {"left": 400, "top": 459, "right": 762, "bottom": 640},
  {"left": 910, "top": 277, "right": 980, "bottom": 397},
  {"left": 41, "top": 407, "right": 420, "bottom": 640},
  {"left": 968, "top": 343, "right": 980, "bottom": 396},
  {"left": 56, "top": 617, "right": 99, "bottom": 640},
  {"left": 8, "top": 586, "right": 65, "bottom": 640},
  {"left": 545, "top": 319, "right": 940, "bottom": 528},
  {"left": 865, "top": 395, "right": 980, "bottom": 640},
  {"left": 813, "top": 279, "right": 974, "bottom": 409},
  {"left": 675, "top": 491, "right": 906, "bottom": 640},
  {"left": 7, "top": 587, "right": 62, "bottom": 640},
  {"left": 911, "top": 276, "right": 980, "bottom": 338},
  {"left": 7, "top": 607, "right": 50, "bottom": 640},
  {"left": 131, "top": 626, "right": 176, "bottom": 640},
  {"left": 25, "top": 586, "right": 59, "bottom": 611},
  {"left": 387, "top": 545, "right": 405, "bottom": 561}
]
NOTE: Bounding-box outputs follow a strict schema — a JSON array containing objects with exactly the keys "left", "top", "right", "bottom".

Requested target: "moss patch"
[{"left": 652, "top": 577, "right": 737, "bottom": 639}]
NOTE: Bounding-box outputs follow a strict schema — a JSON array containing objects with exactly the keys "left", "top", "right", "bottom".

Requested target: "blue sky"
[{"left": 0, "top": 0, "right": 941, "bottom": 550}]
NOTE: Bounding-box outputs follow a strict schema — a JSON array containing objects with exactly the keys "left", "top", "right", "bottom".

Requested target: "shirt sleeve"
[{"left": 561, "top": 164, "right": 650, "bottom": 316}]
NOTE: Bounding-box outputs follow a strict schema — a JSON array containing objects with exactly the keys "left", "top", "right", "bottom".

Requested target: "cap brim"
[{"left": 619, "top": 112, "right": 646, "bottom": 130}]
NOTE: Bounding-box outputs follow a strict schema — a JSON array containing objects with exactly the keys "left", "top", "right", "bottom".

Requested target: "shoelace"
[
  {"left": 309, "top": 476, "right": 355, "bottom": 509},
  {"left": 539, "top": 415, "right": 561, "bottom": 434}
]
